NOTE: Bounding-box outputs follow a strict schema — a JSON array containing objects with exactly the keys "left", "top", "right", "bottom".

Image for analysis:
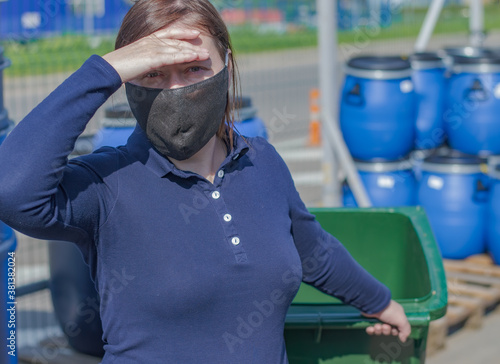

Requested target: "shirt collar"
[{"left": 126, "top": 125, "right": 250, "bottom": 178}]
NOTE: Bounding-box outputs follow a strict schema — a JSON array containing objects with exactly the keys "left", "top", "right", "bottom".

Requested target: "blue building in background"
[{"left": 0, "top": 0, "right": 132, "bottom": 40}]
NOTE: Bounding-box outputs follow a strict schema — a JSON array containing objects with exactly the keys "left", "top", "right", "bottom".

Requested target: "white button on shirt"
[
  {"left": 218, "top": 170, "right": 225, "bottom": 178},
  {"left": 212, "top": 191, "right": 220, "bottom": 199},
  {"left": 231, "top": 237, "right": 240, "bottom": 245},
  {"left": 223, "top": 214, "right": 232, "bottom": 222}
]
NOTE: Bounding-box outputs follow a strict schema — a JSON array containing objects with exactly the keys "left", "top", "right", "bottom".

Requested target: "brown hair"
[{"left": 116, "top": 0, "right": 240, "bottom": 149}]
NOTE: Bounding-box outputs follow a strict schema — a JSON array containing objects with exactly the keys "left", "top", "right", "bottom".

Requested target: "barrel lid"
[
  {"left": 441, "top": 46, "right": 496, "bottom": 58},
  {"left": 345, "top": 56, "right": 412, "bottom": 80},
  {"left": 422, "top": 151, "right": 486, "bottom": 174},
  {"left": 410, "top": 52, "right": 445, "bottom": 70},
  {"left": 348, "top": 56, "right": 411, "bottom": 71},
  {"left": 410, "top": 52, "right": 442, "bottom": 62},
  {"left": 452, "top": 54, "right": 500, "bottom": 65},
  {"left": 452, "top": 54, "right": 500, "bottom": 74},
  {"left": 355, "top": 158, "right": 413, "bottom": 173}
]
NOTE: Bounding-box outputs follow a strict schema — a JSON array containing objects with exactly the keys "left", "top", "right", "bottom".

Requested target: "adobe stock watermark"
[
  {"left": 64, "top": 267, "right": 136, "bottom": 338},
  {"left": 222, "top": 234, "right": 336, "bottom": 353},
  {"left": 178, "top": 189, "right": 212, "bottom": 225},
  {"left": 221, "top": 270, "right": 301, "bottom": 354},
  {"left": 266, "top": 106, "right": 297, "bottom": 143}
]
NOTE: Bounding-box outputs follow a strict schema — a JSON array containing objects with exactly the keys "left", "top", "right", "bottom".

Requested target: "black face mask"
[{"left": 125, "top": 66, "right": 229, "bottom": 161}]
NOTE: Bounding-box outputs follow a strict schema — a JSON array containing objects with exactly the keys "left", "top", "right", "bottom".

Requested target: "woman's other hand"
[
  {"left": 362, "top": 300, "right": 411, "bottom": 343},
  {"left": 102, "top": 27, "right": 210, "bottom": 83}
]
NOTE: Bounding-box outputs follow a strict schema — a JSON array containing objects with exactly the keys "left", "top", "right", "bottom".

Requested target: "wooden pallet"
[{"left": 427, "top": 254, "right": 500, "bottom": 356}]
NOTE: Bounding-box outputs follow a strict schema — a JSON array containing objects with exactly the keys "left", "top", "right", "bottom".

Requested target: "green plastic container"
[{"left": 285, "top": 206, "right": 447, "bottom": 364}]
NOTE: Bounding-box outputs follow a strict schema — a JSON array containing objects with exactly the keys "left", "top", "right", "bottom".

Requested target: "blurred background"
[{"left": 1, "top": 0, "right": 500, "bottom": 363}]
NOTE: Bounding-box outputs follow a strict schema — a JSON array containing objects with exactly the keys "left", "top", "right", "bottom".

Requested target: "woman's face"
[{"left": 130, "top": 25, "right": 225, "bottom": 89}]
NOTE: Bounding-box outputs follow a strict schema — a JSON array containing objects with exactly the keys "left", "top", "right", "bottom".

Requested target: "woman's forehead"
[{"left": 168, "top": 23, "right": 219, "bottom": 51}]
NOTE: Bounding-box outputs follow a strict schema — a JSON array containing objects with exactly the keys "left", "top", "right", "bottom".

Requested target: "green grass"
[
  {"left": 1, "top": 35, "right": 116, "bottom": 77},
  {"left": 230, "top": 25, "right": 317, "bottom": 53},
  {"left": 2, "top": 4, "right": 500, "bottom": 77}
]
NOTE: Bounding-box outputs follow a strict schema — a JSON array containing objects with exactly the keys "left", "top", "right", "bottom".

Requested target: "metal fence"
[{"left": 0, "top": 0, "right": 440, "bottom": 40}]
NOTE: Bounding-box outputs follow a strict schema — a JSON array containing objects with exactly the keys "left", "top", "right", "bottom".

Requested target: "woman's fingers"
[
  {"left": 102, "top": 29, "right": 209, "bottom": 83},
  {"left": 152, "top": 27, "right": 202, "bottom": 41},
  {"left": 365, "top": 323, "right": 407, "bottom": 340},
  {"left": 381, "top": 324, "right": 393, "bottom": 335},
  {"left": 365, "top": 323, "right": 393, "bottom": 336}
]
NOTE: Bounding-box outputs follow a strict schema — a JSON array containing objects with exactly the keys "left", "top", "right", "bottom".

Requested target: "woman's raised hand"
[{"left": 102, "top": 27, "right": 209, "bottom": 83}]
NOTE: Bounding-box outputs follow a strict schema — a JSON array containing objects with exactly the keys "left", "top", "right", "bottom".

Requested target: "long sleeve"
[
  {"left": 288, "top": 190, "right": 391, "bottom": 314},
  {"left": 260, "top": 139, "right": 392, "bottom": 315},
  {"left": 0, "top": 55, "right": 122, "bottom": 261}
]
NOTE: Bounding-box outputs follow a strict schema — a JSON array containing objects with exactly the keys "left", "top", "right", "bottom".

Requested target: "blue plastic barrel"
[
  {"left": 93, "top": 104, "right": 136, "bottom": 150},
  {"left": 410, "top": 148, "right": 444, "bottom": 182},
  {"left": 343, "top": 159, "right": 416, "bottom": 207},
  {"left": 410, "top": 52, "right": 446, "bottom": 150},
  {"left": 233, "top": 96, "right": 268, "bottom": 139},
  {"left": 445, "top": 54, "right": 500, "bottom": 156},
  {"left": 340, "top": 56, "right": 415, "bottom": 161},
  {"left": 49, "top": 134, "right": 104, "bottom": 357},
  {"left": 417, "top": 153, "right": 489, "bottom": 259},
  {"left": 49, "top": 239, "right": 104, "bottom": 357},
  {"left": 439, "top": 46, "right": 496, "bottom": 72},
  {"left": 487, "top": 157, "right": 500, "bottom": 264}
]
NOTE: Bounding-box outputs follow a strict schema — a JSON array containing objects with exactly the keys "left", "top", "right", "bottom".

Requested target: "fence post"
[
  {"left": 470, "top": 0, "right": 485, "bottom": 47},
  {"left": 317, "top": 0, "right": 341, "bottom": 207},
  {"left": 0, "top": 46, "right": 13, "bottom": 135}
]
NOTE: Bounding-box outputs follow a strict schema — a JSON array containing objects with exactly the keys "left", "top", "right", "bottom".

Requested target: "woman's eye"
[
  {"left": 145, "top": 72, "right": 159, "bottom": 78},
  {"left": 188, "top": 66, "right": 202, "bottom": 73}
]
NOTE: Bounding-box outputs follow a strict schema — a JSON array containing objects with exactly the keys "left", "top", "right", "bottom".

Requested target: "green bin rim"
[{"left": 301, "top": 206, "right": 448, "bottom": 323}]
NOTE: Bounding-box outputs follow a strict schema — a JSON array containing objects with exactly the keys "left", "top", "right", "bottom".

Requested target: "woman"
[{"left": 0, "top": 0, "right": 410, "bottom": 362}]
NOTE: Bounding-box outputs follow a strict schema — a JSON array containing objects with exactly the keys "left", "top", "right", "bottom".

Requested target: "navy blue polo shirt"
[{"left": 0, "top": 56, "right": 391, "bottom": 363}]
